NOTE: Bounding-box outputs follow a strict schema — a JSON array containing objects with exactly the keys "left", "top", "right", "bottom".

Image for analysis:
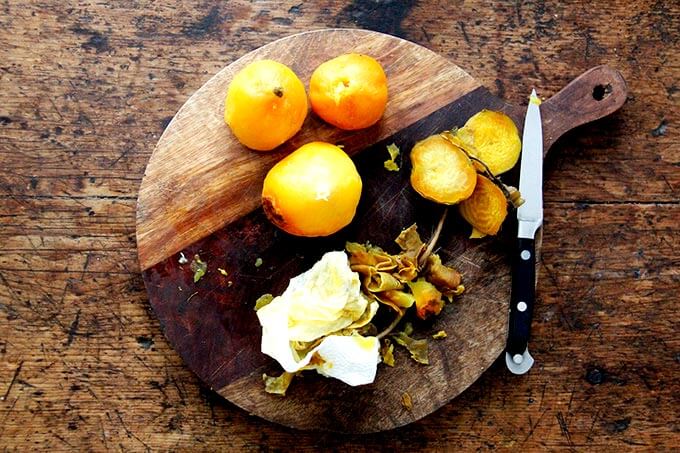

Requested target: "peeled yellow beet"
[
  {"left": 455, "top": 110, "right": 521, "bottom": 176},
  {"left": 458, "top": 174, "right": 508, "bottom": 238},
  {"left": 224, "top": 60, "right": 308, "bottom": 151},
  {"left": 409, "top": 135, "right": 477, "bottom": 205},
  {"left": 262, "top": 142, "right": 362, "bottom": 237}
]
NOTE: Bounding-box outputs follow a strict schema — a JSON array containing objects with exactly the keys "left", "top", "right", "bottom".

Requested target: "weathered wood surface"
[{"left": 1, "top": 0, "right": 678, "bottom": 449}]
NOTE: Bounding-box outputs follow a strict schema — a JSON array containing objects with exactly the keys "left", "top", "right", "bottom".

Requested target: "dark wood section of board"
[{"left": 1, "top": 1, "right": 678, "bottom": 450}]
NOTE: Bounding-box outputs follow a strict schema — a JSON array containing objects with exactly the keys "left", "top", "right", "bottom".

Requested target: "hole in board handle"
[{"left": 592, "top": 83, "right": 613, "bottom": 101}]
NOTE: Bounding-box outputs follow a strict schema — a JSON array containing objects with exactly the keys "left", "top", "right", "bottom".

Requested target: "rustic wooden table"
[{"left": 1, "top": 1, "right": 678, "bottom": 450}]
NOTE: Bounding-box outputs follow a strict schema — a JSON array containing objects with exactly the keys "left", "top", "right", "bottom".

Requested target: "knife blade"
[{"left": 505, "top": 89, "right": 543, "bottom": 375}]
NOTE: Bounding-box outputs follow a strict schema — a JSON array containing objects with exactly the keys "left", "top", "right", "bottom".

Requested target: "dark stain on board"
[
  {"left": 585, "top": 365, "right": 628, "bottom": 386},
  {"left": 336, "top": 0, "right": 417, "bottom": 39},
  {"left": 65, "top": 310, "right": 81, "bottom": 346},
  {"left": 651, "top": 119, "right": 667, "bottom": 137},
  {"left": 73, "top": 28, "right": 111, "bottom": 53},
  {"left": 161, "top": 116, "right": 174, "bottom": 132},
  {"left": 607, "top": 417, "right": 632, "bottom": 433},
  {"left": 288, "top": 4, "right": 303, "bottom": 15},
  {"left": 182, "top": 6, "right": 223, "bottom": 38},
  {"left": 272, "top": 17, "right": 293, "bottom": 26},
  {"left": 136, "top": 336, "right": 154, "bottom": 350}
]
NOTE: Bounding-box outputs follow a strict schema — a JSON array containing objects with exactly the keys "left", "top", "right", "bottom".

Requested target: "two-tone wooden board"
[{"left": 136, "top": 29, "right": 626, "bottom": 433}]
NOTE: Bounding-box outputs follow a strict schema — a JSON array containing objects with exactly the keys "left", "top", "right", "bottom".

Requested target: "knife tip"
[{"left": 529, "top": 89, "right": 541, "bottom": 106}]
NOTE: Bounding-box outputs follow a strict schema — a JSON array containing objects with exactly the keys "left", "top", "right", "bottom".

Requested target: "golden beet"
[
  {"left": 262, "top": 142, "right": 362, "bottom": 237},
  {"left": 458, "top": 174, "right": 508, "bottom": 238},
  {"left": 225, "top": 60, "right": 308, "bottom": 151},
  {"left": 309, "top": 53, "right": 388, "bottom": 130},
  {"left": 409, "top": 135, "right": 477, "bottom": 205},
  {"left": 455, "top": 110, "right": 521, "bottom": 175}
]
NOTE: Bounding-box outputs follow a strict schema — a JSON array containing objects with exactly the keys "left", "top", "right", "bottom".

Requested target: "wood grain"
[{"left": 1, "top": 0, "right": 678, "bottom": 449}]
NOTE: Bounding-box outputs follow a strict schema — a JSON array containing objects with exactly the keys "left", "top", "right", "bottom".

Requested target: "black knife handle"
[{"left": 506, "top": 237, "right": 536, "bottom": 356}]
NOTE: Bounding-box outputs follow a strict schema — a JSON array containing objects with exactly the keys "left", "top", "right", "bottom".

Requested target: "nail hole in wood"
[{"left": 592, "top": 84, "right": 612, "bottom": 101}]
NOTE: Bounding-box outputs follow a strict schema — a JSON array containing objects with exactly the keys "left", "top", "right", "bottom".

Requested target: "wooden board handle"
[{"left": 542, "top": 65, "right": 627, "bottom": 150}]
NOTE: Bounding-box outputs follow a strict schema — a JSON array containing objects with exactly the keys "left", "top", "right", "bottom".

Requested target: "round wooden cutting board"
[{"left": 136, "top": 29, "right": 626, "bottom": 433}]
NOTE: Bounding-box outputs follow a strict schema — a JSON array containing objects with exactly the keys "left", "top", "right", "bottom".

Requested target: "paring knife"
[{"left": 505, "top": 89, "right": 543, "bottom": 375}]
